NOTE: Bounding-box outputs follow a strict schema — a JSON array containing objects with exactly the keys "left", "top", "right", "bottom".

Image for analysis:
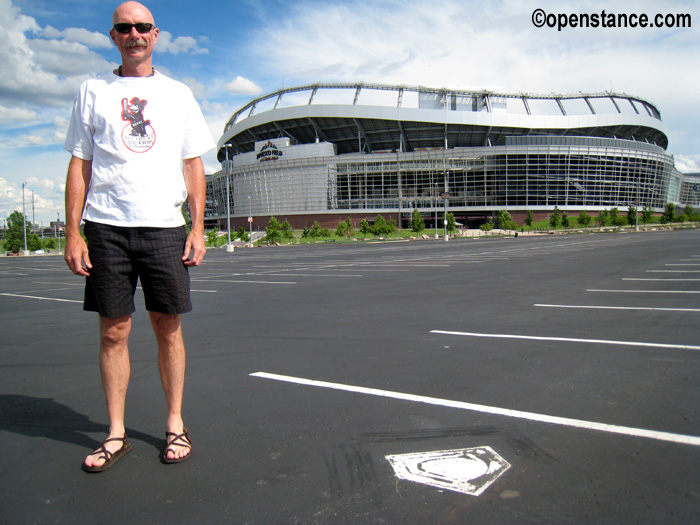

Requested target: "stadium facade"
[{"left": 206, "top": 82, "right": 699, "bottom": 231}]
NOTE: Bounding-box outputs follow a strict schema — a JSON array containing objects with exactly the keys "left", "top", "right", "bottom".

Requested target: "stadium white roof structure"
[{"left": 217, "top": 82, "right": 669, "bottom": 161}]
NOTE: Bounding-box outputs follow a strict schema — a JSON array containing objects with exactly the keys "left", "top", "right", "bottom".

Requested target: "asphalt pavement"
[{"left": 1, "top": 229, "right": 699, "bottom": 523}]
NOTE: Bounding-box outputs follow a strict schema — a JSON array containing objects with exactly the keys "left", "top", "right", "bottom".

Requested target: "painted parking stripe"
[
  {"left": 190, "top": 278, "right": 296, "bottom": 285},
  {"left": 534, "top": 304, "right": 700, "bottom": 313},
  {"left": 623, "top": 278, "right": 700, "bottom": 282},
  {"left": 0, "top": 292, "right": 81, "bottom": 303},
  {"left": 250, "top": 372, "right": 700, "bottom": 448},
  {"left": 587, "top": 289, "right": 700, "bottom": 294},
  {"left": 647, "top": 270, "right": 700, "bottom": 273},
  {"left": 430, "top": 330, "right": 700, "bottom": 351}
]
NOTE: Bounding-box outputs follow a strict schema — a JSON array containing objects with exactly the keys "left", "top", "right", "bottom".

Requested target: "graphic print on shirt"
[{"left": 121, "top": 97, "right": 156, "bottom": 152}]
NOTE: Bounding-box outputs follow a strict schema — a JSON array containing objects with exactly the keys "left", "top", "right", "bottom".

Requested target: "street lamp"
[
  {"left": 434, "top": 182, "right": 439, "bottom": 239},
  {"left": 224, "top": 143, "right": 234, "bottom": 253},
  {"left": 247, "top": 195, "right": 252, "bottom": 246},
  {"left": 56, "top": 212, "right": 61, "bottom": 255},
  {"left": 22, "top": 182, "right": 28, "bottom": 254}
]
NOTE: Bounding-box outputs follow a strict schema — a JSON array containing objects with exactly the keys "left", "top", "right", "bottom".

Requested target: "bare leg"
[
  {"left": 84, "top": 314, "right": 132, "bottom": 468},
  {"left": 150, "top": 312, "right": 190, "bottom": 461}
]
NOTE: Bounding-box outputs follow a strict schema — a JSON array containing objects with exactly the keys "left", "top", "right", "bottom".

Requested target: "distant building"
[{"left": 207, "top": 82, "right": 699, "bottom": 230}]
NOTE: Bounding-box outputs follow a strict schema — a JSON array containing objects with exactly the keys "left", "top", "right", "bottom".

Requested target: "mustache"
[{"left": 124, "top": 41, "right": 147, "bottom": 48}]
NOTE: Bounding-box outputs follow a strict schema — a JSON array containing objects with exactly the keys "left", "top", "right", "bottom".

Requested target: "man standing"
[{"left": 64, "top": 1, "right": 214, "bottom": 472}]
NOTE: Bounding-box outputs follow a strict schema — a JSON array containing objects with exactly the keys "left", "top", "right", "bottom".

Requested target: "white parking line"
[
  {"left": 623, "top": 278, "right": 700, "bottom": 282},
  {"left": 0, "top": 292, "right": 81, "bottom": 303},
  {"left": 587, "top": 289, "right": 700, "bottom": 294},
  {"left": 534, "top": 304, "right": 700, "bottom": 313},
  {"left": 250, "top": 372, "right": 700, "bottom": 448},
  {"left": 430, "top": 330, "right": 700, "bottom": 351},
  {"left": 647, "top": 270, "right": 700, "bottom": 273},
  {"left": 190, "top": 279, "right": 296, "bottom": 285}
]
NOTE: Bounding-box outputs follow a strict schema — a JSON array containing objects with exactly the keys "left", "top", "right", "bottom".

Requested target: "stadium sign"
[{"left": 256, "top": 140, "right": 285, "bottom": 162}]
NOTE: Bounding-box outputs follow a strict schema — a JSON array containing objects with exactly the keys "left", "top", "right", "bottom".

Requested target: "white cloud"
[
  {"left": 156, "top": 31, "right": 208, "bottom": 55},
  {"left": 224, "top": 76, "right": 263, "bottom": 96},
  {"left": 41, "top": 25, "right": 112, "bottom": 49},
  {"left": 0, "top": 105, "right": 38, "bottom": 125},
  {"left": 674, "top": 155, "right": 700, "bottom": 174},
  {"left": 179, "top": 76, "right": 208, "bottom": 99},
  {"left": 0, "top": 0, "right": 112, "bottom": 108},
  {"left": 245, "top": 0, "right": 699, "bottom": 159},
  {"left": 0, "top": 149, "right": 69, "bottom": 224}
]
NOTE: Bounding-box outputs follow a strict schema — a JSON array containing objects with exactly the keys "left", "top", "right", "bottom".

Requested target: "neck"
[{"left": 117, "top": 62, "right": 155, "bottom": 78}]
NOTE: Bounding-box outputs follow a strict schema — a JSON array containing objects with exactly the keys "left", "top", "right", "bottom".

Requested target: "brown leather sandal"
[
  {"left": 82, "top": 436, "right": 132, "bottom": 473},
  {"left": 162, "top": 428, "right": 192, "bottom": 464}
]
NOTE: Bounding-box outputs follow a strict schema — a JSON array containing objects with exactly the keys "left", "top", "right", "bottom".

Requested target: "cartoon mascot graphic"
[{"left": 121, "top": 97, "right": 156, "bottom": 152}]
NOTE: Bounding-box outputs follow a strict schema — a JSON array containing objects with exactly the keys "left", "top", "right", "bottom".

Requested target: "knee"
[
  {"left": 150, "top": 313, "right": 182, "bottom": 346},
  {"left": 100, "top": 316, "right": 131, "bottom": 349}
]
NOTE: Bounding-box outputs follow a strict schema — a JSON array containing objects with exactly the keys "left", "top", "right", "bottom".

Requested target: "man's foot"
[
  {"left": 82, "top": 436, "right": 132, "bottom": 473},
  {"left": 162, "top": 428, "right": 192, "bottom": 464}
]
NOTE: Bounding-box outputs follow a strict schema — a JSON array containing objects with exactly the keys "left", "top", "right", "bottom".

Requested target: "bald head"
[
  {"left": 110, "top": 1, "right": 159, "bottom": 76},
  {"left": 112, "top": 1, "right": 155, "bottom": 26}
]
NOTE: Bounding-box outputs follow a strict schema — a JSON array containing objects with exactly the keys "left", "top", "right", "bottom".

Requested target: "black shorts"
[{"left": 83, "top": 221, "right": 191, "bottom": 318}]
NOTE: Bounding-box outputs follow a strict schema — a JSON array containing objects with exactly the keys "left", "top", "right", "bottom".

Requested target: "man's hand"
[
  {"left": 64, "top": 235, "right": 92, "bottom": 276},
  {"left": 182, "top": 230, "right": 205, "bottom": 266}
]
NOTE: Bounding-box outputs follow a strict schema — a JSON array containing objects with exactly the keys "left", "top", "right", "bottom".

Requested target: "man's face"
[{"left": 110, "top": 4, "right": 159, "bottom": 63}]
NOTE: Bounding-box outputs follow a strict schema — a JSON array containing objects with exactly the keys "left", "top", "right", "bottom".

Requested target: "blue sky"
[{"left": 1, "top": 0, "right": 698, "bottom": 226}]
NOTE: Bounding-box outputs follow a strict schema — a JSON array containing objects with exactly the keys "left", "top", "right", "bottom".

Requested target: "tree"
[
  {"left": 578, "top": 210, "right": 592, "bottom": 228},
  {"left": 371, "top": 214, "right": 394, "bottom": 236},
  {"left": 561, "top": 212, "right": 570, "bottom": 229},
  {"left": 497, "top": 210, "right": 517, "bottom": 231},
  {"left": 642, "top": 206, "right": 653, "bottom": 225},
  {"left": 627, "top": 205, "right": 637, "bottom": 226},
  {"left": 3, "top": 210, "right": 31, "bottom": 253},
  {"left": 205, "top": 228, "right": 219, "bottom": 247},
  {"left": 597, "top": 209, "right": 610, "bottom": 227},
  {"left": 480, "top": 218, "right": 494, "bottom": 231},
  {"left": 359, "top": 219, "right": 371, "bottom": 237},
  {"left": 235, "top": 226, "right": 249, "bottom": 242},
  {"left": 336, "top": 217, "right": 355, "bottom": 239},
  {"left": 28, "top": 233, "right": 41, "bottom": 251},
  {"left": 445, "top": 212, "right": 456, "bottom": 234},
  {"left": 525, "top": 210, "right": 534, "bottom": 227},
  {"left": 661, "top": 202, "right": 675, "bottom": 224},
  {"left": 281, "top": 220, "right": 293, "bottom": 243},
  {"left": 265, "top": 216, "right": 281, "bottom": 243},
  {"left": 549, "top": 207, "right": 561, "bottom": 229},
  {"left": 411, "top": 209, "right": 425, "bottom": 233},
  {"left": 610, "top": 207, "right": 626, "bottom": 227}
]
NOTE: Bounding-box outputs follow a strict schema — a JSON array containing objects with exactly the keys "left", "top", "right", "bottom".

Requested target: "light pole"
[
  {"left": 22, "top": 182, "right": 28, "bottom": 254},
  {"left": 224, "top": 144, "right": 234, "bottom": 252},
  {"left": 56, "top": 212, "right": 61, "bottom": 254},
  {"left": 434, "top": 183, "right": 439, "bottom": 239},
  {"left": 247, "top": 195, "right": 252, "bottom": 246}
]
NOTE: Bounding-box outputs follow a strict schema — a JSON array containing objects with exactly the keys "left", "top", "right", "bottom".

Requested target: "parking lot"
[{"left": 1, "top": 229, "right": 699, "bottom": 523}]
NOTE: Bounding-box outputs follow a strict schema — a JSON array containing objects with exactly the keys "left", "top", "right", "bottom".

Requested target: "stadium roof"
[{"left": 217, "top": 82, "right": 669, "bottom": 162}]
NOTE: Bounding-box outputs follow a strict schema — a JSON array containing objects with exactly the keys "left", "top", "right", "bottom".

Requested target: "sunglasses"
[{"left": 112, "top": 23, "right": 155, "bottom": 34}]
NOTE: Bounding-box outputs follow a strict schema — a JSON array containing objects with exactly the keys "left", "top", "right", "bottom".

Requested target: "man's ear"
[{"left": 109, "top": 29, "right": 118, "bottom": 46}]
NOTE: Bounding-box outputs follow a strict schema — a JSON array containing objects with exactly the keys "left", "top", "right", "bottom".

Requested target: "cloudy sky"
[{"left": 0, "top": 0, "right": 697, "bottom": 226}]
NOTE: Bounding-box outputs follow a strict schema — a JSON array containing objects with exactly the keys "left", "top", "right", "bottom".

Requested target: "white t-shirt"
[{"left": 64, "top": 71, "right": 215, "bottom": 227}]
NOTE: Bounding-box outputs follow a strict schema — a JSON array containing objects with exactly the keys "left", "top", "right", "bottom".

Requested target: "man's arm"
[
  {"left": 64, "top": 155, "right": 92, "bottom": 276},
  {"left": 182, "top": 156, "right": 206, "bottom": 266}
]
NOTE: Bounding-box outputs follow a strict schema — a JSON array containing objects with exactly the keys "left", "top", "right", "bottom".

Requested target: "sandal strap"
[
  {"left": 165, "top": 429, "right": 192, "bottom": 450},
  {"left": 92, "top": 436, "right": 127, "bottom": 462}
]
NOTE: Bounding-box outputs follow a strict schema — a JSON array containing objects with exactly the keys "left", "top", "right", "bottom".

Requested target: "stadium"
[{"left": 206, "top": 82, "right": 699, "bottom": 231}]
